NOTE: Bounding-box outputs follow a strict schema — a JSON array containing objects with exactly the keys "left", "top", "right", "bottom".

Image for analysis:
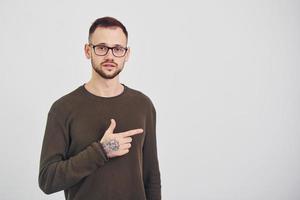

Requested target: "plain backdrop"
[{"left": 0, "top": 0, "right": 299, "bottom": 199}]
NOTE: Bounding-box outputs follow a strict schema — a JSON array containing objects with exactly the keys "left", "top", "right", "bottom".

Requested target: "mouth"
[{"left": 102, "top": 63, "right": 117, "bottom": 68}]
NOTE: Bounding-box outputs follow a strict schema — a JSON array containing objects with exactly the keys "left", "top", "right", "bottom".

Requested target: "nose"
[{"left": 104, "top": 48, "right": 114, "bottom": 58}]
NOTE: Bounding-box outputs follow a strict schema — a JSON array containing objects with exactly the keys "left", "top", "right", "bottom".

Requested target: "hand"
[{"left": 99, "top": 118, "right": 143, "bottom": 158}]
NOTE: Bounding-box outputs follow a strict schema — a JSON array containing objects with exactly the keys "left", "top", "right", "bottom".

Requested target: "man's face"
[{"left": 85, "top": 27, "right": 130, "bottom": 79}]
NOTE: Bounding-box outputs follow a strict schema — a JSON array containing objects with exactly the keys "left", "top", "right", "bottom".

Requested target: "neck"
[{"left": 85, "top": 76, "right": 124, "bottom": 98}]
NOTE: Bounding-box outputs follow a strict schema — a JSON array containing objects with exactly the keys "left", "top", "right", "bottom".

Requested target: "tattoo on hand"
[{"left": 102, "top": 139, "right": 120, "bottom": 153}]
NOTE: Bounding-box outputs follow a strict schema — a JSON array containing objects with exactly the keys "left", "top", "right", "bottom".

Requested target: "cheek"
[
  {"left": 92, "top": 57, "right": 104, "bottom": 65},
  {"left": 117, "top": 58, "right": 126, "bottom": 65}
]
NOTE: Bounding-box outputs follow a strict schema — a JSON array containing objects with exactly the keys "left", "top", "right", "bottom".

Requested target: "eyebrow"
[{"left": 94, "top": 42, "right": 125, "bottom": 48}]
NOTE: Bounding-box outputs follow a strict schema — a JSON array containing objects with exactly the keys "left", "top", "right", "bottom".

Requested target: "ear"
[
  {"left": 125, "top": 47, "right": 130, "bottom": 62},
  {"left": 84, "top": 44, "right": 91, "bottom": 59}
]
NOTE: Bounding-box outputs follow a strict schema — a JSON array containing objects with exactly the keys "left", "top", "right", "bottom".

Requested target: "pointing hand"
[{"left": 99, "top": 119, "right": 143, "bottom": 158}]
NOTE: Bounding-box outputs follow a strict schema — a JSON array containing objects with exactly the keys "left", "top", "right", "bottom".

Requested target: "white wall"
[{"left": 0, "top": 0, "right": 299, "bottom": 199}]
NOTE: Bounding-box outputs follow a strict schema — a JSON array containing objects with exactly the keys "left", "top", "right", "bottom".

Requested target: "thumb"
[{"left": 106, "top": 118, "right": 116, "bottom": 134}]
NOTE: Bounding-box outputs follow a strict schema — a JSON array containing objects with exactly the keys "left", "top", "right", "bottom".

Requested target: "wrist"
[{"left": 98, "top": 141, "right": 109, "bottom": 160}]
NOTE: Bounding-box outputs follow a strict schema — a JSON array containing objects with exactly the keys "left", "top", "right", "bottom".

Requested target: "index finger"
[{"left": 119, "top": 129, "right": 144, "bottom": 137}]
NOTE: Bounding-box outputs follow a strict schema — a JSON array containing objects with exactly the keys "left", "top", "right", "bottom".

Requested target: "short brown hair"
[{"left": 88, "top": 16, "right": 128, "bottom": 43}]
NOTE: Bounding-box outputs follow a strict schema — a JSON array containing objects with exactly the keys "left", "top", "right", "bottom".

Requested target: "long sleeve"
[
  {"left": 143, "top": 102, "right": 161, "bottom": 200},
  {"left": 38, "top": 110, "right": 109, "bottom": 194}
]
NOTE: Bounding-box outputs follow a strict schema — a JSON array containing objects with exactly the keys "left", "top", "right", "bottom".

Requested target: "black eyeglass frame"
[{"left": 89, "top": 44, "right": 128, "bottom": 57}]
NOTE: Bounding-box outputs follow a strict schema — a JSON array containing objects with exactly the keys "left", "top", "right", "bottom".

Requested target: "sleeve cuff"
[{"left": 91, "top": 142, "right": 109, "bottom": 166}]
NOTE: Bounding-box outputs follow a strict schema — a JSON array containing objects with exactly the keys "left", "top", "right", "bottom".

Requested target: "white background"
[{"left": 0, "top": 0, "right": 299, "bottom": 199}]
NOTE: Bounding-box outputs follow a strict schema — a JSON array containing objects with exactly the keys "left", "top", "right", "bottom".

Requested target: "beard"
[{"left": 91, "top": 58, "right": 124, "bottom": 79}]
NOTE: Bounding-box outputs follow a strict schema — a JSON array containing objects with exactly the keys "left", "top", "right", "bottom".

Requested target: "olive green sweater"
[{"left": 38, "top": 83, "right": 161, "bottom": 200}]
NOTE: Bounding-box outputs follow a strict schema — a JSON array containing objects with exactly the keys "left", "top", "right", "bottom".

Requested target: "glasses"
[{"left": 89, "top": 44, "right": 128, "bottom": 57}]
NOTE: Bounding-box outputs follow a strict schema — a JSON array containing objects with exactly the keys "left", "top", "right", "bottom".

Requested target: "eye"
[
  {"left": 96, "top": 45, "right": 107, "bottom": 51},
  {"left": 114, "top": 47, "right": 124, "bottom": 52}
]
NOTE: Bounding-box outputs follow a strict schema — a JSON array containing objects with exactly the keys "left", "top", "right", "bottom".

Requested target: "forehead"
[{"left": 90, "top": 27, "right": 127, "bottom": 46}]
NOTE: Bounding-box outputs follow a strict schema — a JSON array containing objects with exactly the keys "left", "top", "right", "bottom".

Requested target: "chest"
[{"left": 66, "top": 101, "right": 147, "bottom": 157}]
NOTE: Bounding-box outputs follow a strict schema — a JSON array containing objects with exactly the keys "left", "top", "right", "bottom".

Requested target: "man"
[{"left": 38, "top": 16, "right": 161, "bottom": 200}]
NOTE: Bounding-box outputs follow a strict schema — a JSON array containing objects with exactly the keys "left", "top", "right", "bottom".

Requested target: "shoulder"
[
  {"left": 126, "top": 86, "right": 156, "bottom": 109},
  {"left": 48, "top": 85, "right": 82, "bottom": 116}
]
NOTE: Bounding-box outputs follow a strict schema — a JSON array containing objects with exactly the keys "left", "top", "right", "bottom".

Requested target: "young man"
[{"left": 38, "top": 16, "right": 161, "bottom": 200}]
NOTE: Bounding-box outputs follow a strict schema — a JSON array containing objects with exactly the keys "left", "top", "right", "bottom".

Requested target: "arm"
[
  {"left": 143, "top": 102, "right": 161, "bottom": 200},
  {"left": 38, "top": 110, "right": 108, "bottom": 194}
]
